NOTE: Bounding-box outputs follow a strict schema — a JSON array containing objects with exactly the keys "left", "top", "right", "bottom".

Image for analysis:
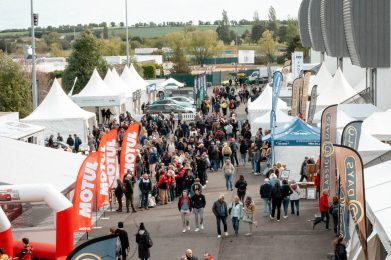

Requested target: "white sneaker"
[
  {"left": 187, "top": 225, "right": 190, "bottom": 231},
  {"left": 217, "top": 235, "right": 221, "bottom": 238},
  {"left": 182, "top": 228, "right": 186, "bottom": 233},
  {"left": 200, "top": 224, "right": 204, "bottom": 230},
  {"left": 206, "top": 180, "right": 209, "bottom": 183},
  {"left": 283, "top": 215, "right": 288, "bottom": 219},
  {"left": 224, "top": 232, "right": 229, "bottom": 237},
  {"left": 194, "top": 228, "right": 200, "bottom": 232}
]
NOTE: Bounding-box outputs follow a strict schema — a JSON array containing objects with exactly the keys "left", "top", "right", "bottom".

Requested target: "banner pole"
[{"left": 93, "top": 192, "right": 102, "bottom": 229}]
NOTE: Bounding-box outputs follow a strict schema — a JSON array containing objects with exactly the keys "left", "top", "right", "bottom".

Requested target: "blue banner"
[{"left": 270, "top": 71, "right": 283, "bottom": 165}]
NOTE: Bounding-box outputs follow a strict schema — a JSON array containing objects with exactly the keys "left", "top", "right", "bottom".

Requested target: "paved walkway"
[{"left": 83, "top": 89, "right": 334, "bottom": 259}]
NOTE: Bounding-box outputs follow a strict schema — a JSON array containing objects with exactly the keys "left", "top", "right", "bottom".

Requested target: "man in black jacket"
[
  {"left": 191, "top": 189, "right": 206, "bottom": 232},
  {"left": 212, "top": 195, "right": 228, "bottom": 238},
  {"left": 260, "top": 178, "right": 272, "bottom": 216},
  {"left": 115, "top": 222, "right": 129, "bottom": 259},
  {"left": 124, "top": 172, "right": 137, "bottom": 213}
]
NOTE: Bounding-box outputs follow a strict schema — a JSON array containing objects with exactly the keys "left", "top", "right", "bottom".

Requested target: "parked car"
[
  {"left": 149, "top": 99, "right": 193, "bottom": 108},
  {"left": 145, "top": 104, "right": 196, "bottom": 114},
  {"left": 167, "top": 96, "right": 194, "bottom": 107}
]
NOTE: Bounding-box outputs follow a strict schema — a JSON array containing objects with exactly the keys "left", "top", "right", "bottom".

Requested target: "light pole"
[
  {"left": 30, "top": 0, "right": 38, "bottom": 109},
  {"left": 125, "top": 0, "right": 129, "bottom": 67}
]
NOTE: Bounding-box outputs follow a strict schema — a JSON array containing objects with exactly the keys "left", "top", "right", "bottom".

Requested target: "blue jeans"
[
  {"left": 252, "top": 159, "right": 260, "bottom": 173},
  {"left": 232, "top": 217, "right": 240, "bottom": 235},
  {"left": 168, "top": 186, "right": 175, "bottom": 202},
  {"left": 240, "top": 153, "right": 247, "bottom": 165},
  {"left": 225, "top": 174, "right": 233, "bottom": 190},
  {"left": 262, "top": 198, "right": 271, "bottom": 216},
  {"left": 141, "top": 191, "right": 149, "bottom": 209},
  {"left": 211, "top": 160, "right": 219, "bottom": 171},
  {"left": 290, "top": 200, "right": 300, "bottom": 214},
  {"left": 216, "top": 216, "right": 228, "bottom": 235},
  {"left": 282, "top": 197, "right": 290, "bottom": 216}
]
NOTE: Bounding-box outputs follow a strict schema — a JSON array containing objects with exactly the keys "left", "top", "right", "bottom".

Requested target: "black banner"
[{"left": 67, "top": 234, "right": 121, "bottom": 260}]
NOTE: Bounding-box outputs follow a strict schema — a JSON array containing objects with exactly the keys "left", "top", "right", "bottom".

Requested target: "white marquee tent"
[
  {"left": 362, "top": 110, "right": 391, "bottom": 142},
  {"left": 121, "top": 64, "right": 149, "bottom": 93},
  {"left": 312, "top": 104, "right": 381, "bottom": 124},
  {"left": 251, "top": 110, "right": 294, "bottom": 135},
  {"left": 104, "top": 69, "right": 126, "bottom": 98},
  {"left": 346, "top": 160, "right": 391, "bottom": 259},
  {"left": 22, "top": 79, "right": 96, "bottom": 143},
  {"left": 316, "top": 69, "right": 358, "bottom": 110},
  {"left": 313, "top": 63, "right": 333, "bottom": 95},
  {"left": 0, "top": 136, "right": 85, "bottom": 194},
  {"left": 72, "top": 69, "right": 123, "bottom": 108},
  {"left": 247, "top": 86, "right": 288, "bottom": 122},
  {"left": 158, "top": 78, "right": 185, "bottom": 90}
]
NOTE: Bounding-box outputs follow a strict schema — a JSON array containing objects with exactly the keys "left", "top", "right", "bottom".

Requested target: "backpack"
[
  {"left": 272, "top": 186, "right": 282, "bottom": 199},
  {"left": 335, "top": 244, "right": 347, "bottom": 260},
  {"left": 224, "top": 146, "right": 232, "bottom": 156},
  {"left": 331, "top": 204, "right": 339, "bottom": 217},
  {"left": 238, "top": 182, "right": 247, "bottom": 192}
]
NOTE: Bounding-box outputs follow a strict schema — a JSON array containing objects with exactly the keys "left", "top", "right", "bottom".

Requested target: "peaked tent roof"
[
  {"left": 74, "top": 69, "right": 116, "bottom": 97},
  {"left": 158, "top": 78, "right": 185, "bottom": 88},
  {"left": 263, "top": 118, "right": 320, "bottom": 146},
  {"left": 252, "top": 110, "right": 294, "bottom": 135},
  {"left": 104, "top": 69, "right": 125, "bottom": 97},
  {"left": 111, "top": 68, "right": 133, "bottom": 98},
  {"left": 354, "top": 77, "right": 366, "bottom": 93},
  {"left": 121, "top": 64, "right": 148, "bottom": 93},
  {"left": 317, "top": 68, "right": 358, "bottom": 106},
  {"left": 23, "top": 79, "right": 95, "bottom": 120},
  {"left": 313, "top": 63, "right": 333, "bottom": 95},
  {"left": 362, "top": 110, "right": 391, "bottom": 141},
  {"left": 312, "top": 105, "right": 381, "bottom": 124},
  {"left": 248, "top": 86, "right": 288, "bottom": 111}
]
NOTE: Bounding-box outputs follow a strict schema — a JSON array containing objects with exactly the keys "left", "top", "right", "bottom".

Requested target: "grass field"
[{"left": 0, "top": 25, "right": 253, "bottom": 39}]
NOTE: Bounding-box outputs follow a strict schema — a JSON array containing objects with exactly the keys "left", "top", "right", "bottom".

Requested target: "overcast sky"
[{"left": 0, "top": 0, "right": 302, "bottom": 30}]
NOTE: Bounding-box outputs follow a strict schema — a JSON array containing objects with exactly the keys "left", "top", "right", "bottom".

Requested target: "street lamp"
[
  {"left": 125, "top": 0, "right": 129, "bottom": 67},
  {"left": 30, "top": 0, "right": 38, "bottom": 109}
]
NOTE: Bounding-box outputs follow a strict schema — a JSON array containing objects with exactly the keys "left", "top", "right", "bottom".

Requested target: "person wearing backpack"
[
  {"left": 221, "top": 143, "right": 232, "bottom": 162},
  {"left": 329, "top": 196, "right": 339, "bottom": 235},
  {"left": 235, "top": 175, "right": 247, "bottom": 203},
  {"left": 333, "top": 237, "right": 347, "bottom": 260},
  {"left": 136, "top": 222, "right": 153, "bottom": 260},
  {"left": 270, "top": 181, "right": 283, "bottom": 221}
]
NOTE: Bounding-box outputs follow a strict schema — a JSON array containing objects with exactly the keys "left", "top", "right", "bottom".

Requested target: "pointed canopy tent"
[
  {"left": 111, "top": 68, "right": 133, "bottom": 98},
  {"left": 251, "top": 110, "right": 294, "bottom": 136},
  {"left": 312, "top": 63, "right": 333, "bottom": 95},
  {"left": 263, "top": 118, "right": 320, "bottom": 180},
  {"left": 247, "top": 86, "right": 288, "bottom": 122},
  {"left": 363, "top": 110, "right": 391, "bottom": 141},
  {"left": 363, "top": 161, "right": 391, "bottom": 254},
  {"left": 104, "top": 69, "right": 126, "bottom": 98},
  {"left": 72, "top": 69, "right": 123, "bottom": 107},
  {"left": 121, "top": 64, "right": 149, "bottom": 93},
  {"left": 316, "top": 69, "right": 358, "bottom": 109},
  {"left": 158, "top": 78, "right": 185, "bottom": 90},
  {"left": 22, "top": 79, "right": 96, "bottom": 143},
  {"left": 353, "top": 77, "right": 366, "bottom": 93}
]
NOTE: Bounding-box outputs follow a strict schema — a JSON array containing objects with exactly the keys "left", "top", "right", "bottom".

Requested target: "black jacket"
[
  {"left": 260, "top": 183, "right": 272, "bottom": 199},
  {"left": 212, "top": 200, "right": 228, "bottom": 217},
  {"left": 115, "top": 228, "right": 129, "bottom": 255},
  {"left": 281, "top": 184, "right": 293, "bottom": 198},
  {"left": 136, "top": 231, "right": 151, "bottom": 259},
  {"left": 191, "top": 194, "right": 206, "bottom": 209},
  {"left": 235, "top": 180, "right": 247, "bottom": 193}
]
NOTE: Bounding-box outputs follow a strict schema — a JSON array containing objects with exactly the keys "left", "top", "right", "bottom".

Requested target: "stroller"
[{"left": 149, "top": 184, "right": 160, "bottom": 207}]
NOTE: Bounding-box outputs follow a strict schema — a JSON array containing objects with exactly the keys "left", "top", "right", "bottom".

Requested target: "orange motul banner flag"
[
  {"left": 73, "top": 152, "right": 100, "bottom": 232},
  {"left": 334, "top": 145, "right": 368, "bottom": 260},
  {"left": 120, "top": 122, "right": 140, "bottom": 180},
  {"left": 96, "top": 128, "right": 119, "bottom": 209}
]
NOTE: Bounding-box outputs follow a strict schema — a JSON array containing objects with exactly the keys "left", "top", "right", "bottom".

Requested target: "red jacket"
[
  {"left": 176, "top": 168, "right": 185, "bottom": 179},
  {"left": 158, "top": 174, "right": 168, "bottom": 187},
  {"left": 178, "top": 196, "right": 192, "bottom": 211},
  {"left": 319, "top": 193, "right": 329, "bottom": 212}
]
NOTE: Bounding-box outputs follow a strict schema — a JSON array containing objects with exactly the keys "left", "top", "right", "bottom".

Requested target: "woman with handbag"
[
  {"left": 228, "top": 195, "right": 244, "bottom": 236},
  {"left": 243, "top": 196, "right": 257, "bottom": 236},
  {"left": 136, "top": 223, "right": 152, "bottom": 260}
]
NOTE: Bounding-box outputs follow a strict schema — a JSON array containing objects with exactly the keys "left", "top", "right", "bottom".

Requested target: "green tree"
[
  {"left": 49, "top": 43, "right": 63, "bottom": 57},
  {"left": 99, "top": 37, "right": 123, "bottom": 56},
  {"left": 186, "top": 30, "right": 222, "bottom": 64},
  {"left": 259, "top": 30, "right": 276, "bottom": 63},
  {"left": 216, "top": 10, "right": 231, "bottom": 44},
  {"left": 251, "top": 22, "right": 265, "bottom": 43},
  {"left": 0, "top": 51, "right": 32, "bottom": 117},
  {"left": 268, "top": 6, "right": 278, "bottom": 34},
  {"left": 277, "top": 25, "right": 288, "bottom": 43},
  {"left": 286, "top": 19, "right": 299, "bottom": 44},
  {"left": 142, "top": 64, "right": 156, "bottom": 79},
  {"left": 103, "top": 25, "right": 109, "bottom": 39},
  {"left": 63, "top": 31, "right": 107, "bottom": 93},
  {"left": 172, "top": 47, "right": 190, "bottom": 74}
]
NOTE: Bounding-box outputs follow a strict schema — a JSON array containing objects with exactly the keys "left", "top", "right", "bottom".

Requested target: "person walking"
[
  {"left": 252, "top": 145, "right": 261, "bottom": 175},
  {"left": 234, "top": 175, "right": 247, "bottom": 203},
  {"left": 290, "top": 180, "right": 301, "bottom": 216},
  {"left": 221, "top": 142, "right": 232, "bottom": 162},
  {"left": 313, "top": 190, "right": 330, "bottom": 230},
  {"left": 158, "top": 170, "right": 169, "bottom": 205},
  {"left": 184, "top": 249, "right": 198, "bottom": 260},
  {"left": 222, "top": 159, "right": 235, "bottom": 191},
  {"left": 270, "top": 181, "right": 283, "bottom": 221},
  {"left": 115, "top": 222, "right": 129, "bottom": 259},
  {"left": 124, "top": 174, "right": 137, "bottom": 213},
  {"left": 212, "top": 194, "right": 229, "bottom": 238},
  {"left": 191, "top": 189, "right": 206, "bottom": 232},
  {"left": 228, "top": 195, "right": 244, "bottom": 236},
  {"left": 115, "top": 179, "right": 124, "bottom": 212},
  {"left": 135, "top": 223, "right": 152, "bottom": 260},
  {"left": 243, "top": 196, "right": 256, "bottom": 236},
  {"left": 139, "top": 174, "right": 152, "bottom": 210},
  {"left": 329, "top": 196, "right": 339, "bottom": 235},
  {"left": 239, "top": 140, "right": 248, "bottom": 166},
  {"left": 178, "top": 191, "right": 192, "bottom": 233},
  {"left": 281, "top": 179, "right": 293, "bottom": 219},
  {"left": 259, "top": 178, "right": 272, "bottom": 217}
]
